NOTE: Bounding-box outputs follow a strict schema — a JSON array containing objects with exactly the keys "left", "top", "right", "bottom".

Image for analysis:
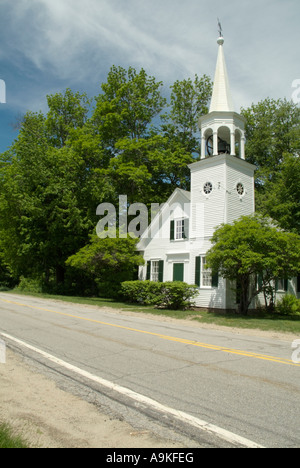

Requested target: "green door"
[{"left": 173, "top": 263, "right": 184, "bottom": 282}]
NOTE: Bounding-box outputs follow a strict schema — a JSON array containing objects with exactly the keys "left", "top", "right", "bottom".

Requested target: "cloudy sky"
[{"left": 0, "top": 0, "right": 299, "bottom": 153}]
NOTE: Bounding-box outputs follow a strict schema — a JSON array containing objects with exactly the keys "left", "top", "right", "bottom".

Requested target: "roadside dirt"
[
  {"left": 0, "top": 348, "right": 186, "bottom": 448},
  {"left": 0, "top": 303, "right": 297, "bottom": 448}
]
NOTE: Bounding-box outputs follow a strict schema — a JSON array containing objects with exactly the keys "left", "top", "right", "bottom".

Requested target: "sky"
[{"left": 0, "top": 0, "right": 299, "bottom": 153}]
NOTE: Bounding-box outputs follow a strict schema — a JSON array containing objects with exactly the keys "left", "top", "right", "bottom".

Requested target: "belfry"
[{"left": 199, "top": 32, "right": 246, "bottom": 159}]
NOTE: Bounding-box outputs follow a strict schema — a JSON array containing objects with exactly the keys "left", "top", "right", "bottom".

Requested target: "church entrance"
[{"left": 173, "top": 263, "right": 184, "bottom": 282}]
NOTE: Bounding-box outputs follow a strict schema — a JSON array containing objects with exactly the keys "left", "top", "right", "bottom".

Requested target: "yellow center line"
[{"left": 1, "top": 297, "right": 299, "bottom": 367}]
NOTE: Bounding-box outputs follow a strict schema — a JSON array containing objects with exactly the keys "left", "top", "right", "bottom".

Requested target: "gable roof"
[{"left": 137, "top": 188, "right": 190, "bottom": 246}]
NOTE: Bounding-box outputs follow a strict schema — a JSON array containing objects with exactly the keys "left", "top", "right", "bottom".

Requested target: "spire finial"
[{"left": 217, "top": 18, "right": 224, "bottom": 45}]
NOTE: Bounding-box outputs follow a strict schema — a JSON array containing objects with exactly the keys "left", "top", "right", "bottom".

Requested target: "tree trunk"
[
  {"left": 238, "top": 275, "right": 251, "bottom": 315},
  {"left": 56, "top": 265, "right": 65, "bottom": 285}
]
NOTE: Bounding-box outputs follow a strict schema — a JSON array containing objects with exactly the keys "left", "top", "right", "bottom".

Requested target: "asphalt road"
[{"left": 0, "top": 292, "right": 299, "bottom": 448}]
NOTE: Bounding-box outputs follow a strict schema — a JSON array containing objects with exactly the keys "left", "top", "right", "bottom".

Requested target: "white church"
[{"left": 137, "top": 34, "right": 299, "bottom": 310}]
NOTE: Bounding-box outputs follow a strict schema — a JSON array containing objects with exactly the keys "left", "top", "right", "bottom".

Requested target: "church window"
[
  {"left": 236, "top": 182, "right": 244, "bottom": 196},
  {"left": 176, "top": 219, "right": 185, "bottom": 240},
  {"left": 195, "top": 256, "right": 219, "bottom": 288},
  {"left": 276, "top": 278, "right": 288, "bottom": 292},
  {"left": 170, "top": 219, "right": 189, "bottom": 240},
  {"left": 151, "top": 261, "right": 160, "bottom": 282},
  {"left": 203, "top": 181, "right": 213, "bottom": 195},
  {"left": 202, "top": 257, "right": 212, "bottom": 287},
  {"left": 147, "top": 260, "right": 164, "bottom": 282}
]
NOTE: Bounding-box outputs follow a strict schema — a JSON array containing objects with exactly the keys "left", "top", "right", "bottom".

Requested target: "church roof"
[{"left": 209, "top": 37, "right": 235, "bottom": 113}]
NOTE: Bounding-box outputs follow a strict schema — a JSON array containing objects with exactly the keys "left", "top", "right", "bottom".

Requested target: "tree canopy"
[
  {"left": 0, "top": 65, "right": 299, "bottom": 301},
  {"left": 0, "top": 67, "right": 213, "bottom": 293},
  {"left": 206, "top": 214, "right": 300, "bottom": 315}
]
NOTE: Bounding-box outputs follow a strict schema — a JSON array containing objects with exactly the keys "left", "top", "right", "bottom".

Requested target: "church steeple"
[
  {"left": 199, "top": 28, "right": 246, "bottom": 160},
  {"left": 209, "top": 36, "right": 235, "bottom": 113}
]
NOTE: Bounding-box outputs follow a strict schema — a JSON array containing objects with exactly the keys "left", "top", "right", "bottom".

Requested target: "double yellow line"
[{"left": 1, "top": 297, "right": 299, "bottom": 367}]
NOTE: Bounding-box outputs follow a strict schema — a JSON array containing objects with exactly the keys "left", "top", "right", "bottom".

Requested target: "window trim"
[
  {"left": 170, "top": 218, "right": 189, "bottom": 241},
  {"left": 195, "top": 256, "right": 218, "bottom": 289},
  {"left": 147, "top": 260, "right": 164, "bottom": 282}
]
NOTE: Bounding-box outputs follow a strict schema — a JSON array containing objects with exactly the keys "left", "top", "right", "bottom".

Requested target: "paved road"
[{"left": 0, "top": 292, "right": 299, "bottom": 448}]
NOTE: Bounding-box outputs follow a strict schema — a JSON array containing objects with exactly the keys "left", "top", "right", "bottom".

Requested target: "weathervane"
[{"left": 217, "top": 18, "right": 223, "bottom": 37}]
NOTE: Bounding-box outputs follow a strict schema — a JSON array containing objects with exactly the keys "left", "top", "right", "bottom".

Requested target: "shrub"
[
  {"left": 159, "top": 282, "right": 198, "bottom": 310},
  {"left": 17, "top": 276, "right": 43, "bottom": 294},
  {"left": 275, "top": 294, "right": 300, "bottom": 316},
  {"left": 120, "top": 281, "right": 198, "bottom": 310},
  {"left": 120, "top": 281, "right": 162, "bottom": 305}
]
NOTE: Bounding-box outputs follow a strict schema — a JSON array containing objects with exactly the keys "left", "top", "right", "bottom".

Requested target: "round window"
[
  {"left": 236, "top": 182, "right": 244, "bottom": 196},
  {"left": 203, "top": 182, "right": 213, "bottom": 195}
]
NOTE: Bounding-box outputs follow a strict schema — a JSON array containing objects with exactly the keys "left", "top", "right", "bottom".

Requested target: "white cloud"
[{"left": 0, "top": 0, "right": 299, "bottom": 114}]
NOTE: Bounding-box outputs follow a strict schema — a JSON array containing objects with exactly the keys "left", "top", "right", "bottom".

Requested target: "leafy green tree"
[
  {"left": 161, "top": 74, "right": 213, "bottom": 156},
  {"left": 66, "top": 234, "right": 144, "bottom": 297},
  {"left": 92, "top": 66, "right": 166, "bottom": 152},
  {"left": 0, "top": 91, "right": 104, "bottom": 288},
  {"left": 206, "top": 214, "right": 300, "bottom": 315},
  {"left": 45, "top": 88, "right": 91, "bottom": 148},
  {"left": 241, "top": 98, "right": 300, "bottom": 189},
  {"left": 261, "top": 155, "right": 300, "bottom": 235}
]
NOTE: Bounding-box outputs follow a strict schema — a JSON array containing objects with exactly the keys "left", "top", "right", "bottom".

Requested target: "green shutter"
[
  {"left": 173, "top": 263, "right": 184, "bottom": 282},
  {"left": 183, "top": 219, "right": 189, "bottom": 239},
  {"left": 257, "top": 273, "right": 263, "bottom": 290},
  {"left": 146, "top": 262, "right": 151, "bottom": 280},
  {"left": 158, "top": 260, "right": 164, "bottom": 282},
  {"left": 212, "top": 272, "right": 219, "bottom": 288},
  {"left": 170, "top": 220, "right": 175, "bottom": 240},
  {"left": 236, "top": 277, "right": 241, "bottom": 304},
  {"left": 195, "top": 256, "right": 201, "bottom": 287}
]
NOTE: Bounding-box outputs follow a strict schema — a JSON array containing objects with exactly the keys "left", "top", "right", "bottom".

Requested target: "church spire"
[
  {"left": 198, "top": 24, "right": 246, "bottom": 160},
  {"left": 209, "top": 33, "right": 235, "bottom": 113}
]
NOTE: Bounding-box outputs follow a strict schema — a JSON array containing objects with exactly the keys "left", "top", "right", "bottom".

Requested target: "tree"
[
  {"left": 66, "top": 234, "right": 144, "bottom": 297},
  {"left": 161, "top": 74, "right": 213, "bottom": 156},
  {"left": 45, "top": 88, "right": 91, "bottom": 148},
  {"left": 261, "top": 154, "right": 300, "bottom": 236},
  {"left": 206, "top": 214, "right": 300, "bottom": 315},
  {"left": 92, "top": 66, "right": 166, "bottom": 153},
  {"left": 0, "top": 91, "right": 104, "bottom": 287},
  {"left": 241, "top": 98, "right": 300, "bottom": 192}
]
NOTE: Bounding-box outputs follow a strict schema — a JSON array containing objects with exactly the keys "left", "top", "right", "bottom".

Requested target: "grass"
[
  {"left": 6, "top": 288, "right": 300, "bottom": 335},
  {"left": 194, "top": 309, "right": 300, "bottom": 335},
  {"left": 0, "top": 423, "right": 29, "bottom": 448}
]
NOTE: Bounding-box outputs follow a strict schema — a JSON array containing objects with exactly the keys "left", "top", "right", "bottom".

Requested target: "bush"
[
  {"left": 17, "top": 276, "right": 43, "bottom": 294},
  {"left": 275, "top": 294, "right": 300, "bottom": 316},
  {"left": 120, "top": 281, "right": 162, "bottom": 305},
  {"left": 160, "top": 282, "right": 198, "bottom": 310},
  {"left": 121, "top": 281, "right": 198, "bottom": 310}
]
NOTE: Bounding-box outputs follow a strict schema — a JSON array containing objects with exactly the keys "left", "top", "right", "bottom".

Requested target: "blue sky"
[{"left": 0, "top": 0, "right": 299, "bottom": 153}]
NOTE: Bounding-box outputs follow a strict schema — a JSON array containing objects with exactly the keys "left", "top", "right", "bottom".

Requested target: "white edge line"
[{"left": 1, "top": 332, "right": 264, "bottom": 449}]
